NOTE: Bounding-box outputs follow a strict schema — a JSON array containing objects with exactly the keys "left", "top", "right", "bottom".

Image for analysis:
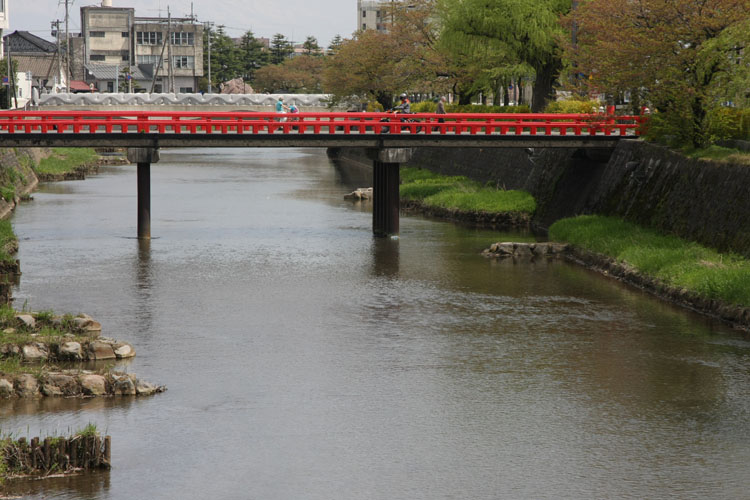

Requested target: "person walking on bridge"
[{"left": 276, "top": 96, "right": 290, "bottom": 121}]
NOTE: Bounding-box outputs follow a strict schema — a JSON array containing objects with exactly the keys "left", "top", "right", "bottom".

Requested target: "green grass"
[
  {"left": 0, "top": 219, "right": 17, "bottom": 264},
  {"left": 0, "top": 305, "right": 88, "bottom": 350},
  {"left": 400, "top": 167, "right": 536, "bottom": 214},
  {"left": 36, "top": 148, "right": 99, "bottom": 176},
  {"left": 683, "top": 145, "right": 750, "bottom": 164},
  {"left": 549, "top": 215, "right": 750, "bottom": 307}
]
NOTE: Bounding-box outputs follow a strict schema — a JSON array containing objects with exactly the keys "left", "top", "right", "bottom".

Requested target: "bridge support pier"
[
  {"left": 367, "top": 148, "right": 413, "bottom": 237},
  {"left": 127, "top": 148, "right": 160, "bottom": 240}
]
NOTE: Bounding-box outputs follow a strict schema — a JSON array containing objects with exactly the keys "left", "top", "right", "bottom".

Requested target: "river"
[{"left": 2, "top": 148, "right": 749, "bottom": 499}]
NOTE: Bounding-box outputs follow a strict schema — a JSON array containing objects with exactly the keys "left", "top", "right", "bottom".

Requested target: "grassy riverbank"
[
  {"left": 0, "top": 220, "right": 16, "bottom": 265},
  {"left": 549, "top": 215, "right": 750, "bottom": 307},
  {"left": 400, "top": 167, "right": 536, "bottom": 214},
  {"left": 35, "top": 148, "right": 99, "bottom": 177}
]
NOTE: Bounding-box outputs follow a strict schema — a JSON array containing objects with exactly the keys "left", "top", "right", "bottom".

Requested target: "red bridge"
[
  {"left": 0, "top": 111, "right": 644, "bottom": 149},
  {"left": 0, "top": 110, "right": 646, "bottom": 239}
]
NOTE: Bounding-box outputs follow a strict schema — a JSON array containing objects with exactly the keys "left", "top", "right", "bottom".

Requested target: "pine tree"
[
  {"left": 239, "top": 30, "right": 269, "bottom": 81},
  {"left": 270, "top": 34, "right": 294, "bottom": 64}
]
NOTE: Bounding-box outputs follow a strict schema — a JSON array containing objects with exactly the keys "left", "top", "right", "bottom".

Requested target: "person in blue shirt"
[{"left": 276, "top": 97, "right": 289, "bottom": 121}]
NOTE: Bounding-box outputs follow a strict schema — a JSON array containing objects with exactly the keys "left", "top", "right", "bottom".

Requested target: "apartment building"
[
  {"left": 80, "top": 0, "right": 203, "bottom": 92},
  {"left": 357, "top": 0, "right": 393, "bottom": 33}
]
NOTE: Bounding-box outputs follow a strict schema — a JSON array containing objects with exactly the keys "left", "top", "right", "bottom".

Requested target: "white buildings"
[
  {"left": 0, "top": 0, "right": 9, "bottom": 56},
  {"left": 357, "top": 0, "right": 393, "bottom": 33}
]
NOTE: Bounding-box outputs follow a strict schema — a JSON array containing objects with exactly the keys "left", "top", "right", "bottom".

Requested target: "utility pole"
[
  {"left": 65, "top": 0, "right": 71, "bottom": 93},
  {"left": 167, "top": 9, "right": 174, "bottom": 93},
  {"left": 52, "top": 20, "right": 62, "bottom": 90},
  {"left": 204, "top": 22, "right": 213, "bottom": 94}
]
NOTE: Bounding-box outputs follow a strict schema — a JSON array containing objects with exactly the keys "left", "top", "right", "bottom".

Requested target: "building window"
[
  {"left": 172, "top": 56, "right": 194, "bottom": 69},
  {"left": 0, "top": 0, "right": 5, "bottom": 13},
  {"left": 137, "top": 55, "right": 160, "bottom": 65},
  {"left": 122, "top": 32, "right": 130, "bottom": 38},
  {"left": 362, "top": 10, "right": 366, "bottom": 17},
  {"left": 362, "top": 24, "right": 366, "bottom": 30},
  {"left": 122, "top": 55, "right": 129, "bottom": 61},
  {"left": 179, "top": 87, "right": 193, "bottom": 93},
  {"left": 90, "top": 54, "right": 106, "bottom": 61},
  {"left": 90, "top": 31, "right": 106, "bottom": 38},
  {"left": 137, "top": 32, "right": 163, "bottom": 45},
  {"left": 171, "top": 32, "right": 194, "bottom": 46}
]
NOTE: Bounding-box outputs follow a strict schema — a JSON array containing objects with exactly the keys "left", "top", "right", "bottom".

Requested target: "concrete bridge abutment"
[{"left": 127, "top": 148, "right": 160, "bottom": 240}]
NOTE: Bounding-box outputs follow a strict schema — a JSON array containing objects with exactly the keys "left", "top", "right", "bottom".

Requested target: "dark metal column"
[
  {"left": 373, "top": 160, "right": 400, "bottom": 237},
  {"left": 137, "top": 162, "right": 151, "bottom": 239},
  {"left": 368, "top": 148, "right": 413, "bottom": 237},
  {"left": 127, "top": 148, "right": 160, "bottom": 240}
]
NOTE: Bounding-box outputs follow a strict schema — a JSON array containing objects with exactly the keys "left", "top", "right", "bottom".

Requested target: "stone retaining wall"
[
  {"left": 0, "top": 370, "right": 165, "bottom": 398},
  {"left": 331, "top": 141, "right": 750, "bottom": 257}
]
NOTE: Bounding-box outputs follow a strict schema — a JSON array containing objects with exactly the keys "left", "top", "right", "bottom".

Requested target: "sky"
[{"left": 7, "top": 0, "right": 357, "bottom": 47}]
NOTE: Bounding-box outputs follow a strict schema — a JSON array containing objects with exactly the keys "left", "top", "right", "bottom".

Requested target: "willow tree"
[{"left": 439, "top": 0, "right": 571, "bottom": 111}]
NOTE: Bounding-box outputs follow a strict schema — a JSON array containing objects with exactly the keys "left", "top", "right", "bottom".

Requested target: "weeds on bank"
[
  {"left": 549, "top": 215, "right": 750, "bottom": 307},
  {"left": 0, "top": 305, "right": 88, "bottom": 350},
  {"left": 400, "top": 167, "right": 536, "bottom": 214},
  {"left": 683, "top": 145, "right": 750, "bottom": 165},
  {"left": 36, "top": 148, "right": 99, "bottom": 176},
  {"left": 0, "top": 219, "right": 17, "bottom": 263}
]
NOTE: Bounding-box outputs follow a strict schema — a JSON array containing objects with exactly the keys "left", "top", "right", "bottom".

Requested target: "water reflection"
[
  {"left": 370, "top": 237, "right": 400, "bottom": 277},
  {"left": 4, "top": 469, "right": 110, "bottom": 499}
]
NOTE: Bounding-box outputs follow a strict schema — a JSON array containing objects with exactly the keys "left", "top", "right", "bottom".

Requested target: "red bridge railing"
[{"left": 0, "top": 111, "right": 645, "bottom": 137}]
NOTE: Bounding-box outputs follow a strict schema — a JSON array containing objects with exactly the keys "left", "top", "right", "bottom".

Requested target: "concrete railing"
[{"left": 38, "top": 93, "right": 340, "bottom": 111}]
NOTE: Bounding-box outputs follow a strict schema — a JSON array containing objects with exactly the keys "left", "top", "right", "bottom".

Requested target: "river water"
[{"left": 2, "top": 148, "right": 749, "bottom": 499}]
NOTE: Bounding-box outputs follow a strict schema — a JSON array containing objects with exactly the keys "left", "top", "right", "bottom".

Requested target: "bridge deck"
[{"left": 0, "top": 111, "right": 644, "bottom": 149}]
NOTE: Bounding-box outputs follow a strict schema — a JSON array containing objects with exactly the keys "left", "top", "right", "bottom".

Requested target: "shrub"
[{"left": 545, "top": 100, "right": 600, "bottom": 114}]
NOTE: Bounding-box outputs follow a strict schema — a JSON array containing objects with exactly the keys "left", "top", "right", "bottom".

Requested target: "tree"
[
  {"left": 323, "top": 29, "right": 411, "bottom": 109},
  {"left": 323, "top": 0, "right": 451, "bottom": 108},
  {"left": 270, "top": 33, "right": 294, "bottom": 64},
  {"left": 327, "top": 35, "right": 344, "bottom": 56},
  {"left": 439, "top": 0, "right": 571, "bottom": 111},
  {"left": 238, "top": 30, "right": 269, "bottom": 82},
  {"left": 254, "top": 56, "right": 324, "bottom": 93},
  {"left": 204, "top": 25, "right": 242, "bottom": 88},
  {"left": 302, "top": 36, "right": 322, "bottom": 56},
  {"left": 565, "top": 0, "right": 750, "bottom": 147}
]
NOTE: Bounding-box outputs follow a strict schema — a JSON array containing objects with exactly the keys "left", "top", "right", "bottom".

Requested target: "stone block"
[
  {"left": 15, "top": 374, "right": 40, "bottom": 398},
  {"left": 88, "top": 341, "right": 116, "bottom": 360},
  {"left": 0, "top": 378, "right": 14, "bottom": 397},
  {"left": 79, "top": 374, "right": 107, "bottom": 395}
]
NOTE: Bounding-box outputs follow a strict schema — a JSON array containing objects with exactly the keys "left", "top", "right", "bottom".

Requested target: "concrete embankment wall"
[{"left": 331, "top": 141, "right": 750, "bottom": 257}]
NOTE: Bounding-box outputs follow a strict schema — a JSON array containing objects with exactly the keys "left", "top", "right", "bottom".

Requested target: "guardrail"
[{"left": 0, "top": 111, "right": 645, "bottom": 137}]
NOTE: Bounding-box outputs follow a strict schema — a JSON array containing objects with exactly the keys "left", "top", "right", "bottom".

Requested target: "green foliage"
[
  {"left": 270, "top": 33, "right": 294, "bottom": 65},
  {"left": 76, "top": 424, "right": 99, "bottom": 438},
  {"left": 0, "top": 186, "right": 15, "bottom": 202},
  {"left": 438, "top": 0, "right": 569, "bottom": 111},
  {"left": 237, "top": 30, "right": 270, "bottom": 82},
  {"left": 254, "top": 55, "right": 324, "bottom": 93},
  {"left": 366, "top": 101, "right": 385, "bottom": 112},
  {"left": 204, "top": 26, "right": 244, "bottom": 87},
  {"left": 0, "top": 219, "right": 17, "bottom": 263},
  {"left": 400, "top": 167, "right": 536, "bottom": 214},
  {"left": 411, "top": 102, "right": 531, "bottom": 113},
  {"left": 545, "top": 100, "right": 600, "bottom": 114},
  {"left": 549, "top": 215, "right": 750, "bottom": 307},
  {"left": 327, "top": 35, "right": 344, "bottom": 56},
  {"left": 36, "top": 148, "right": 98, "bottom": 176}
]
